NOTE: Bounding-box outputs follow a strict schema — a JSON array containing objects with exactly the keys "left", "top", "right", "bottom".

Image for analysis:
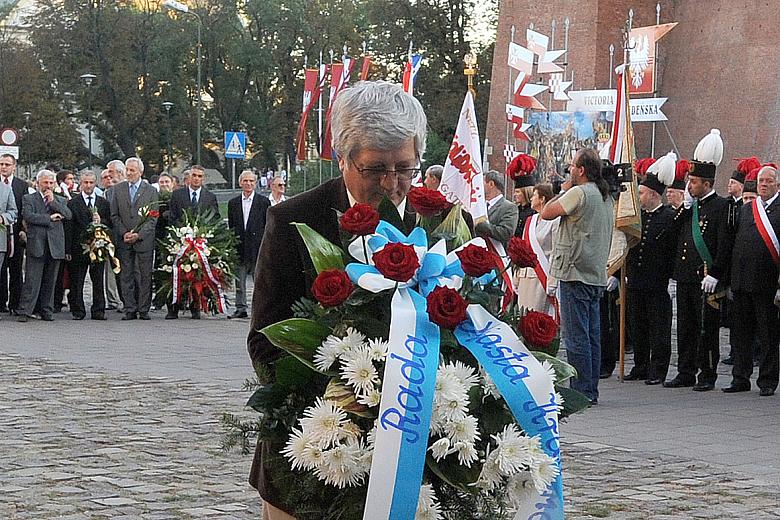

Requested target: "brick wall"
[{"left": 486, "top": 0, "right": 780, "bottom": 190}]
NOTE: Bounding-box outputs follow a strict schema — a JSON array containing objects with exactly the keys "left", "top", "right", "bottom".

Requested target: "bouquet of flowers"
[
  {"left": 227, "top": 189, "right": 588, "bottom": 520},
  {"left": 82, "top": 222, "right": 121, "bottom": 273},
  {"left": 131, "top": 204, "right": 160, "bottom": 233},
  {"left": 155, "top": 209, "right": 237, "bottom": 314}
]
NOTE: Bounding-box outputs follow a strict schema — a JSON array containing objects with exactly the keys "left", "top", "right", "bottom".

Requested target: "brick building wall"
[{"left": 486, "top": 0, "right": 780, "bottom": 190}]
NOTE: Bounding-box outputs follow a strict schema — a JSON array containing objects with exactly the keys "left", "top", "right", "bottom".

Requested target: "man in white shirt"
[{"left": 269, "top": 176, "right": 288, "bottom": 206}]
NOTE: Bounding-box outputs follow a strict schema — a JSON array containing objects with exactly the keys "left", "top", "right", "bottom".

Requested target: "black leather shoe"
[
  {"left": 693, "top": 382, "right": 715, "bottom": 392},
  {"left": 722, "top": 383, "right": 750, "bottom": 393},
  {"left": 759, "top": 388, "right": 775, "bottom": 397},
  {"left": 41, "top": 314, "right": 54, "bottom": 322},
  {"left": 17, "top": 315, "right": 28, "bottom": 323},
  {"left": 165, "top": 311, "right": 178, "bottom": 320},
  {"left": 599, "top": 371, "right": 613, "bottom": 379},
  {"left": 190, "top": 310, "right": 201, "bottom": 320},
  {"left": 122, "top": 313, "right": 137, "bottom": 321},
  {"left": 722, "top": 356, "right": 734, "bottom": 365},
  {"left": 624, "top": 371, "right": 647, "bottom": 381},
  {"left": 645, "top": 378, "right": 662, "bottom": 385},
  {"left": 91, "top": 314, "right": 107, "bottom": 321},
  {"left": 663, "top": 377, "right": 694, "bottom": 388},
  {"left": 228, "top": 310, "right": 248, "bottom": 319},
  {"left": 138, "top": 313, "right": 151, "bottom": 320},
  {"left": 72, "top": 314, "right": 85, "bottom": 321}
]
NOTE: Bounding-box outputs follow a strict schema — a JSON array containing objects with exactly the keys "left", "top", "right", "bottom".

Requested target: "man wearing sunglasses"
[{"left": 268, "top": 176, "right": 288, "bottom": 206}]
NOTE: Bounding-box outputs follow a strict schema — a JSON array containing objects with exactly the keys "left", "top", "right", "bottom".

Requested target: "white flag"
[{"left": 440, "top": 91, "right": 487, "bottom": 223}]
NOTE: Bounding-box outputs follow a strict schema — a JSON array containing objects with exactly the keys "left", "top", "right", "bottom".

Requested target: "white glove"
[
  {"left": 683, "top": 182, "right": 694, "bottom": 209},
  {"left": 546, "top": 281, "right": 557, "bottom": 297},
  {"left": 701, "top": 275, "right": 718, "bottom": 293},
  {"left": 606, "top": 276, "right": 619, "bottom": 292},
  {"left": 774, "top": 289, "right": 780, "bottom": 308}
]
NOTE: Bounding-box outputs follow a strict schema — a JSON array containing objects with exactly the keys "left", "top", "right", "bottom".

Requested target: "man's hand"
[
  {"left": 19, "top": 231, "right": 26, "bottom": 243},
  {"left": 606, "top": 276, "right": 619, "bottom": 292},
  {"left": 92, "top": 212, "right": 101, "bottom": 224},
  {"left": 774, "top": 288, "right": 780, "bottom": 309},
  {"left": 50, "top": 213, "right": 63, "bottom": 222},
  {"left": 683, "top": 182, "right": 694, "bottom": 209},
  {"left": 546, "top": 281, "right": 558, "bottom": 297},
  {"left": 123, "top": 231, "right": 139, "bottom": 244},
  {"left": 701, "top": 275, "right": 718, "bottom": 293},
  {"left": 65, "top": 254, "right": 72, "bottom": 262},
  {"left": 43, "top": 190, "right": 54, "bottom": 203}
]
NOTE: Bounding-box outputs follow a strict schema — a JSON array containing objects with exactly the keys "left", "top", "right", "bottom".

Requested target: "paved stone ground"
[{"left": 2, "top": 286, "right": 780, "bottom": 518}]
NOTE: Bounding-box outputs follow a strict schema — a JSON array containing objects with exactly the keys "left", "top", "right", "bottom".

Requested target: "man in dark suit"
[
  {"left": 723, "top": 165, "right": 780, "bottom": 396},
  {"left": 246, "top": 81, "right": 425, "bottom": 519},
  {"left": 0, "top": 153, "right": 27, "bottom": 315},
  {"left": 110, "top": 157, "right": 159, "bottom": 320},
  {"left": 475, "top": 169, "right": 519, "bottom": 248},
  {"left": 227, "top": 170, "right": 269, "bottom": 319},
  {"left": 66, "top": 171, "right": 111, "bottom": 321},
  {"left": 664, "top": 154, "right": 735, "bottom": 391},
  {"left": 17, "top": 170, "right": 72, "bottom": 322},
  {"left": 165, "top": 164, "right": 220, "bottom": 319}
]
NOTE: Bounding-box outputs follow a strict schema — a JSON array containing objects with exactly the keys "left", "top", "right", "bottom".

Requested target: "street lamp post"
[
  {"left": 22, "top": 111, "right": 31, "bottom": 179},
  {"left": 80, "top": 73, "right": 97, "bottom": 171},
  {"left": 163, "top": 0, "right": 202, "bottom": 165},
  {"left": 162, "top": 101, "right": 174, "bottom": 174}
]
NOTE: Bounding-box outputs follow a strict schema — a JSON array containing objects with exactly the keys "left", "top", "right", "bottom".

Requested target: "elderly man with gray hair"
[
  {"left": 246, "top": 80, "right": 425, "bottom": 520},
  {"left": 474, "top": 169, "right": 519, "bottom": 248},
  {"left": 17, "top": 169, "right": 72, "bottom": 322}
]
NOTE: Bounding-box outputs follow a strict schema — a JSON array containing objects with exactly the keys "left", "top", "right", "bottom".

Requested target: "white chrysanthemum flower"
[
  {"left": 436, "top": 387, "right": 469, "bottom": 422},
  {"left": 338, "top": 421, "right": 362, "bottom": 442},
  {"left": 541, "top": 360, "right": 557, "bottom": 382},
  {"left": 341, "top": 348, "right": 380, "bottom": 394},
  {"left": 315, "top": 442, "right": 367, "bottom": 488},
  {"left": 480, "top": 367, "right": 501, "bottom": 400},
  {"left": 313, "top": 340, "right": 339, "bottom": 372},
  {"left": 553, "top": 391, "right": 564, "bottom": 413},
  {"left": 529, "top": 455, "right": 560, "bottom": 494},
  {"left": 300, "top": 444, "right": 325, "bottom": 468},
  {"left": 454, "top": 441, "right": 478, "bottom": 467},
  {"left": 476, "top": 448, "right": 503, "bottom": 492},
  {"left": 506, "top": 471, "right": 538, "bottom": 509},
  {"left": 434, "top": 372, "right": 462, "bottom": 403},
  {"left": 366, "top": 426, "right": 377, "bottom": 447},
  {"left": 447, "top": 414, "right": 480, "bottom": 445},
  {"left": 429, "top": 437, "right": 451, "bottom": 461},
  {"left": 337, "top": 327, "right": 367, "bottom": 355},
  {"left": 429, "top": 407, "right": 446, "bottom": 436},
  {"left": 299, "top": 398, "right": 348, "bottom": 447},
  {"left": 415, "top": 483, "right": 442, "bottom": 520},
  {"left": 439, "top": 361, "right": 480, "bottom": 388},
  {"left": 492, "top": 424, "right": 535, "bottom": 475},
  {"left": 357, "top": 388, "right": 381, "bottom": 408},
  {"left": 366, "top": 338, "right": 389, "bottom": 361},
  {"left": 281, "top": 428, "right": 311, "bottom": 470}
]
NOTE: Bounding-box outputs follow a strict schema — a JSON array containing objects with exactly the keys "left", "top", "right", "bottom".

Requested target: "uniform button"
[
  {"left": 682, "top": 255, "right": 686, "bottom": 260},
  {"left": 638, "top": 262, "right": 642, "bottom": 266}
]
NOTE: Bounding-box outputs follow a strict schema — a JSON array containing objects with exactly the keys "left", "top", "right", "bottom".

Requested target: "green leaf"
[
  {"left": 260, "top": 318, "right": 331, "bottom": 371},
  {"left": 377, "top": 196, "right": 405, "bottom": 231},
  {"left": 532, "top": 352, "right": 577, "bottom": 383},
  {"left": 557, "top": 386, "right": 592, "bottom": 418},
  {"left": 275, "top": 355, "right": 317, "bottom": 391},
  {"left": 246, "top": 384, "right": 285, "bottom": 414},
  {"left": 293, "top": 223, "right": 345, "bottom": 274},
  {"left": 433, "top": 204, "right": 472, "bottom": 251},
  {"left": 426, "top": 453, "right": 480, "bottom": 494}
]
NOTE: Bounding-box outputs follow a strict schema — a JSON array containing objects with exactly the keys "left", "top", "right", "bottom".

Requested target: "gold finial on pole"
[{"left": 463, "top": 51, "right": 478, "bottom": 97}]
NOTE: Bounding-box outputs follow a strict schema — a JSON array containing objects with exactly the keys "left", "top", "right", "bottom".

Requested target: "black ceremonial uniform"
[
  {"left": 626, "top": 204, "right": 676, "bottom": 383},
  {"left": 727, "top": 197, "right": 780, "bottom": 394},
  {"left": 666, "top": 191, "right": 734, "bottom": 388}
]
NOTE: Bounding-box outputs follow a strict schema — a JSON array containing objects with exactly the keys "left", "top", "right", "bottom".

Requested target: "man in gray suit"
[
  {"left": 17, "top": 170, "right": 72, "bottom": 322},
  {"left": 475, "top": 169, "right": 520, "bottom": 248},
  {"left": 0, "top": 177, "right": 18, "bottom": 320},
  {"left": 110, "top": 157, "right": 159, "bottom": 320}
]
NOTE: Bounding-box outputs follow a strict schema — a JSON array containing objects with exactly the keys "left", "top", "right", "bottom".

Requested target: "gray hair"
[
  {"left": 238, "top": 170, "right": 256, "bottom": 182},
  {"left": 425, "top": 164, "right": 444, "bottom": 181},
  {"left": 107, "top": 159, "right": 126, "bottom": 173},
  {"left": 125, "top": 157, "right": 144, "bottom": 173},
  {"left": 331, "top": 81, "right": 427, "bottom": 165},
  {"left": 485, "top": 170, "right": 505, "bottom": 192},
  {"left": 79, "top": 171, "right": 97, "bottom": 181},
  {"left": 36, "top": 169, "right": 56, "bottom": 182}
]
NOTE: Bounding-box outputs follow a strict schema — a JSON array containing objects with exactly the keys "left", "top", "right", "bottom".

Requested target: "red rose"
[
  {"left": 340, "top": 203, "right": 380, "bottom": 236},
  {"left": 311, "top": 269, "right": 354, "bottom": 307},
  {"left": 507, "top": 236, "right": 538, "bottom": 269},
  {"left": 407, "top": 186, "right": 451, "bottom": 217},
  {"left": 519, "top": 311, "right": 558, "bottom": 351},
  {"left": 149, "top": 210, "right": 160, "bottom": 218},
  {"left": 426, "top": 286, "right": 469, "bottom": 329},
  {"left": 456, "top": 244, "right": 497, "bottom": 277},
  {"left": 373, "top": 243, "right": 419, "bottom": 282}
]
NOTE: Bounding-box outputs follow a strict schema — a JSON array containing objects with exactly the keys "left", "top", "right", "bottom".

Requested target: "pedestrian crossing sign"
[{"left": 225, "top": 131, "right": 246, "bottom": 159}]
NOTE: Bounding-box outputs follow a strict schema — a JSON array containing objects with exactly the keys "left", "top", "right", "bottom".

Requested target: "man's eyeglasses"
[
  {"left": 274, "top": 183, "right": 286, "bottom": 187},
  {"left": 355, "top": 166, "right": 421, "bottom": 180}
]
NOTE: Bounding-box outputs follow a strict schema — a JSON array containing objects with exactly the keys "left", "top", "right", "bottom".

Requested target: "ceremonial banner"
[
  {"left": 628, "top": 23, "right": 677, "bottom": 95},
  {"left": 360, "top": 55, "right": 372, "bottom": 80},
  {"left": 402, "top": 54, "right": 422, "bottom": 95},
  {"left": 507, "top": 42, "right": 534, "bottom": 74},
  {"left": 440, "top": 91, "right": 487, "bottom": 223},
  {"left": 295, "top": 68, "right": 322, "bottom": 161},
  {"left": 321, "top": 59, "right": 355, "bottom": 160}
]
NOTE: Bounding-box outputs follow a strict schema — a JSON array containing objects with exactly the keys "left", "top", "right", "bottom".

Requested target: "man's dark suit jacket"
[
  {"left": 65, "top": 194, "right": 111, "bottom": 262},
  {"left": 731, "top": 198, "right": 780, "bottom": 294},
  {"left": 227, "top": 192, "right": 270, "bottom": 265},
  {"left": 168, "top": 186, "right": 220, "bottom": 224},
  {"left": 8, "top": 176, "right": 26, "bottom": 235},
  {"left": 22, "top": 192, "right": 71, "bottom": 259}
]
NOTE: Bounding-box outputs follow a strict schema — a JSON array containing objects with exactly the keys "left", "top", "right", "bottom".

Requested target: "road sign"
[
  {"left": 0, "top": 145, "right": 19, "bottom": 158},
  {"left": 225, "top": 131, "right": 246, "bottom": 160},
  {"left": 1, "top": 128, "right": 19, "bottom": 145}
]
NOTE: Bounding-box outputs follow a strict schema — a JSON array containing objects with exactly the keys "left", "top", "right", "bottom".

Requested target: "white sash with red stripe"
[
  {"left": 753, "top": 198, "right": 780, "bottom": 266},
  {"left": 523, "top": 214, "right": 550, "bottom": 289}
]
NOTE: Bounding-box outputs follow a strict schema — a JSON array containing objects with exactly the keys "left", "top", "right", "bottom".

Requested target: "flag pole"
[
  {"left": 651, "top": 2, "right": 661, "bottom": 157},
  {"left": 303, "top": 54, "right": 308, "bottom": 192},
  {"left": 317, "top": 50, "right": 324, "bottom": 190},
  {"left": 506, "top": 25, "right": 515, "bottom": 159},
  {"left": 548, "top": 19, "right": 556, "bottom": 111}
]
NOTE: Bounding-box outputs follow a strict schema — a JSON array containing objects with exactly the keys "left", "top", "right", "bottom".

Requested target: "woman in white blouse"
[{"left": 514, "top": 183, "right": 559, "bottom": 315}]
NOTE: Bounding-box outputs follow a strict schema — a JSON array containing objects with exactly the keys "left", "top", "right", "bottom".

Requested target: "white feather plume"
[
  {"left": 693, "top": 129, "right": 723, "bottom": 165},
  {"left": 646, "top": 151, "right": 677, "bottom": 187}
]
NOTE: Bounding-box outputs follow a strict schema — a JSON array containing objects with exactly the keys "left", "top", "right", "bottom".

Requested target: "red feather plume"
[
  {"left": 507, "top": 153, "right": 537, "bottom": 180},
  {"left": 735, "top": 156, "right": 761, "bottom": 174},
  {"left": 675, "top": 159, "right": 691, "bottom": 181}
]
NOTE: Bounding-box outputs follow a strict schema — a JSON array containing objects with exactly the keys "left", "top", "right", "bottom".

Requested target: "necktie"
[
  {"left": 3, "top": 177, "right": 8, "bottom": 185},
  {"left": 191, "top": 191, "right": 198, "bottom": 206},
  {"left": 130, "top": 183, "right": 137, "bottom": 203},
  {"left": 88, "top": 195, "right": 93, "bottom": 209}
]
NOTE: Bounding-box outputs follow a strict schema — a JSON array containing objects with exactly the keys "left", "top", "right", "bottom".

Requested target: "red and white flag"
[
  {"left": 296, "top": 68, "right": 324, "bottom": 162},
  {"left": 608, "top": 65, "right": 635, "bottom": 164},
  {"left": 439, "top": 91, "right": 487, "bottom": 223},
  {"left": 320, "top": 58, "right": 355, "bottom": 160},
  {"left": 360, "top": 55, "right": 372, "bottom": 81}
]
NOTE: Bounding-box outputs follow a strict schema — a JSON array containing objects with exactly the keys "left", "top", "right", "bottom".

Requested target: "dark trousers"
[
  {"left": 675, "top": 282, "right": 720, "bottom": 385},
  {"left": 731, "top": 291, "right": 780, "bottom": 391},
  {"left": 19, "top": 247, "right": 60, "bottom": 318},
  {"left": 116, "top": 247, "right": 154, "bottom": 315},
  {"left": 54, "top": 262, "right": 68, "bottom": 310},
  {"left": 0, "top": 235, "right": 23, "bottom": 310},
  {"left": 599, "top": 289, "right": 620, "bottom": 375},
  {"left": 68, "top": 259, "right": 106, "bottom": 318},
  {"left": 627, "top": 287, "right": 672, "bottom": 380}
]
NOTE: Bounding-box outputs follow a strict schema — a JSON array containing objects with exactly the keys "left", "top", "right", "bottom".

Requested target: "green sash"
[{"left": 691, "top": 202, "right": 714, "bottom": 269}]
